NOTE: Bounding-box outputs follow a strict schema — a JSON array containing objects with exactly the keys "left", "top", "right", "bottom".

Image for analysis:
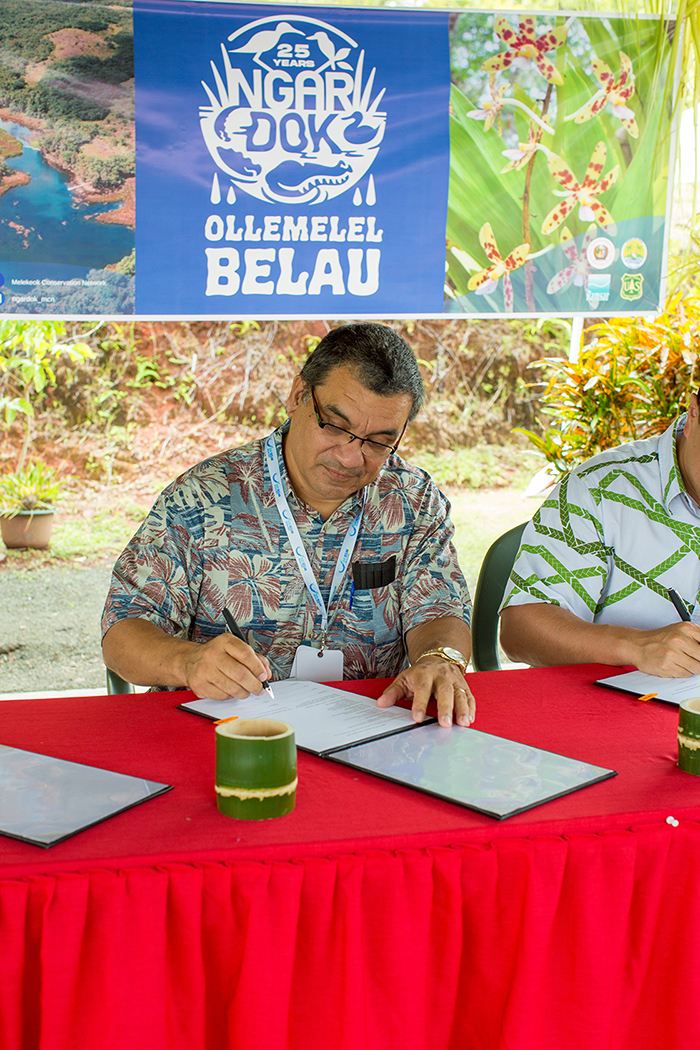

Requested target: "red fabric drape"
[
  {"left": 2, "top": 828, "right": 699, "bottom": 1050},
  {"left": 0, "top": 665, "right": 698, "bottom": 1050}
]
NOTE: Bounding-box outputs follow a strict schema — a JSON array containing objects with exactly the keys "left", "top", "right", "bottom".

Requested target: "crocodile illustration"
[
  {"left": 266, "top": 159, "right": 351, "bottom": 198},
  {"left": 220, "top": 149, "right": 262, "bottom": 180}
]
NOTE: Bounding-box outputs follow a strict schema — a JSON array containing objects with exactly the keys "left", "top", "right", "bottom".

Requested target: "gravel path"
[{"left": 0, "top": 562, "right": 115, "bottom": 696}]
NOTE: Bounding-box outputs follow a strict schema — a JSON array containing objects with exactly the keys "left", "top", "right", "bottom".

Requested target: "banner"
[
  {"left": 446, "top": 11, "right": 675, "bottom": 317},
  {"left": 0, "top": 2, "right": 675, "bottom": 318}
]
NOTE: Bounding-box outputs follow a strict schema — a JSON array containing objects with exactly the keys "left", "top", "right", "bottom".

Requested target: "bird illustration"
[
  {"left": 307, "top": 32, "right": 351, "bottom": 71},
  {"left": 341, "top": 111, "right": 377, "bottom": 146},
  {"left": 230, "top": 22, "right": 304, "bottom": 71}
]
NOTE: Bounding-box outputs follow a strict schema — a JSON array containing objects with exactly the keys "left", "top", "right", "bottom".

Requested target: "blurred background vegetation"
[
  {"left": 0, "top": 313, "right": 563, "bottom": 482},
  {"left": 0, "top": 313, "right": 559, "bottom": 601}
]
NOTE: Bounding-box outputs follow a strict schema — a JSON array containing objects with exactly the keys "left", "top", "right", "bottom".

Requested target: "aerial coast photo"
[{"left": 0, "top": 0, "right": 135, "bottom": 314}]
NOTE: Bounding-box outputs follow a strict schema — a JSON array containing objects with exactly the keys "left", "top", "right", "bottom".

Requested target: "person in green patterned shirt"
[{"left": 500, "top": 393, "right": 700, "bottom": 676}]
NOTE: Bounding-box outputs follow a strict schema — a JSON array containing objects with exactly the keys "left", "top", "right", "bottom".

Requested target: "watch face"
[{"left": 441, "top": 647, "right": 464, "bottom": 663}]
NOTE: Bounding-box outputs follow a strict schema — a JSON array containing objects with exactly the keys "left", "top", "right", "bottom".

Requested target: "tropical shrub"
[
  {"left": 517, "top": 293, "right": 700, "bottom": 474},
  {"left": 0, "top": 321, "right": 93, "bottom": 470}
]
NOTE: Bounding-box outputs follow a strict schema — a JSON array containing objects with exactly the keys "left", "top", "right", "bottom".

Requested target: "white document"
[
  {"left": 181, "top": 679, "right": 428, "bottom": 755},
  {"left": 597, "top": 669, "right": 700, "bottom": 706}
]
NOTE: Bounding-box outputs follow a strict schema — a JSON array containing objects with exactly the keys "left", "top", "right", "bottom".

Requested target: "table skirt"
[{"left": 2, "top": 819, "right": 698, "bottom": 1050}]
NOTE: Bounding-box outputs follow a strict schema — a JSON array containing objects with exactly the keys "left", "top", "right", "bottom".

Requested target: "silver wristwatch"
[{"left": 415, "top": 646, "right": 468, "bottom": 676}]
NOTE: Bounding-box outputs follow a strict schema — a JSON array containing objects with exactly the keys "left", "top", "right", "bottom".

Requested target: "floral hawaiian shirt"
[{"left": 101, "top": 423, "right": 471, "bottom": 680}]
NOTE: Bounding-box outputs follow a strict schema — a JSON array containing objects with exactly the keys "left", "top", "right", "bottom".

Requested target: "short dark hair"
[{"left": 299, "top": 323, "right": 425, "bottom": 421}]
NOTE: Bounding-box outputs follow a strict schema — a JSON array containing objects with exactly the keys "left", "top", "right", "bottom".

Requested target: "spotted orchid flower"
[
  {"left": 570, "top": 52, "right": 638, "bottom": 138},
  {"left": 501, "top": 125, "right": 550, "bottom": 173},
  {"left": 468, "top": 75, "right": 555, "bottom": 136},
  {"left": 467, "top": 76, "right": 508, "bottom": 132},
  {"left": 467, "top": 223, "right": 530, "bottom": 312},
  {"left": 546, "top": 225, "right": 599, "bottom": 308},
  {"left": 541, "top": 142, "right": 619, "bottom": 235},
  {"left": 481, "top": 15, "right": 568, "bottom": 86}
]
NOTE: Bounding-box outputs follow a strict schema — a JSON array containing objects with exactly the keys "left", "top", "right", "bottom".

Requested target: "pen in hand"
[
  {"left": 668, "top": 587, "right": 691, "bottom": 622},
  {"left": 222, "top": 608, "right": 275, "bottom": 698}
]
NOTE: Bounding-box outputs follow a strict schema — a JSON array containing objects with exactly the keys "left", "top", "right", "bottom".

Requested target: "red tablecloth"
[{"left": 1, "top": 664, "right": 699, "bottom": 1050}]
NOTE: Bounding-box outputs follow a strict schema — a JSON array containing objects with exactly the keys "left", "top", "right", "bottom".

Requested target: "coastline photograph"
[{"left": 0, "top": 0, "right": 135, "bottom": 314}]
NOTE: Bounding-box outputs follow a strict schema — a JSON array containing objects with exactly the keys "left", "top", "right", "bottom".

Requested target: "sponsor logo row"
[{"left": 586, "top": 272, "right": 645, "bottom": 304}]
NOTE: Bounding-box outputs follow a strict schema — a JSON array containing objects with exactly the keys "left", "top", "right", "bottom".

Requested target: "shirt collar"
[{"left": 663, "top": 414, "right": 690, "bottom": 510}]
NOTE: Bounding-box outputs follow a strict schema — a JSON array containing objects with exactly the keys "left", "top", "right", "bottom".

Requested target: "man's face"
[
  {"left": 283, "top": 364, "right": 412, "bottom": 515},
  {"left": 681, "top": 392, "right": 700, "bottom": 504}
]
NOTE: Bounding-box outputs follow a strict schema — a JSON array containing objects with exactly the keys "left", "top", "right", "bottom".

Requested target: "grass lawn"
[{"left": 448, "top": 485, "right": 540, "bottom": 597}]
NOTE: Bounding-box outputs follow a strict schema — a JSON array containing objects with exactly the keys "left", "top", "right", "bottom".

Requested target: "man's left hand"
[{"left": 376, "top": 655, "right": 475, "bottom": 728}]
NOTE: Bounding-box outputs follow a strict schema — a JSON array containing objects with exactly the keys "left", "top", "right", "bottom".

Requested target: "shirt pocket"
[{"left": 349, "top": 578, "right": 401, "bottom": 647}]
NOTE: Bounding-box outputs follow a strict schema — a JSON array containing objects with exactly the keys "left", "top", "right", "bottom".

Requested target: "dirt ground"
[{"left": 0, "top": 560, "right": 115, "bottom": 695}]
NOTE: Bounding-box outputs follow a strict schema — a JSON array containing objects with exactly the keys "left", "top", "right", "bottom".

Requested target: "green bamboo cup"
[
  {"left": 678, "top": 697, "right": 700, "bottom": 776},
  {"left": 215, "top": 718, "right": 297, "bottom": 819}
]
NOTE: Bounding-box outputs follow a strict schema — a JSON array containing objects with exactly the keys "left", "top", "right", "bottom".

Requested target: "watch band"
[{"left": 414, "top": 646, "right": 468, "bottom": 677}]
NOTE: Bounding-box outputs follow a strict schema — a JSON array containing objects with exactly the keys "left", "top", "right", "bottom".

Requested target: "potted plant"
[{"left": 0, "top": 461, "right": 63, "bottom": 549}]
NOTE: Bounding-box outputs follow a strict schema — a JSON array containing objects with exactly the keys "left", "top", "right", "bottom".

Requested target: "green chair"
[
  {"left": 106, "top": 668, "right": 135, "bottom": 694},
  {"left": 471, "top": 521, "right": 528, "bottom": 672}
]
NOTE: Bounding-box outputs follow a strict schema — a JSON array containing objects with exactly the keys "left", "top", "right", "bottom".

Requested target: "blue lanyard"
[{"left": 265, "top": 434, "right": 364, "bottom": 637}]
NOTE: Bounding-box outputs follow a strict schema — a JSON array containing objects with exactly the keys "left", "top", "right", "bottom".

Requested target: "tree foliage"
[
  {"left": 517, "top": 293, "right": 700, "bottom": 474},
  {"left": 24, "top": 80, "right": 109, "bottom": 122},
  {"left": 0, "top": 321, "right": 93, "bottom": 471},
  {"left": 0, "top": 2, "right": 124, "bottom": 63},
  {"left": 80, "top": 153, "right": 135, "bottom": 188}
]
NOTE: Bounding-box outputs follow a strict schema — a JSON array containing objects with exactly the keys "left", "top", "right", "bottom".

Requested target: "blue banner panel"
[{"left": 134, "top": 1, "right": 450, "bottom": 316}]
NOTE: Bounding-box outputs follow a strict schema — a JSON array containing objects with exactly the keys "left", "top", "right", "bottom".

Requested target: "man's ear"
[
  {"left": 286, "top": 375, "right": 306, "bottom": 416},
  {"left": 683, "top": 391, "right": 700, "bottom": 439}
]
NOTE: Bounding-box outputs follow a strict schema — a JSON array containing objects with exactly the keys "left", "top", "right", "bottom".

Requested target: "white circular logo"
[
  {"left": 621, "top": 238, "right": 647, "bottom": 270},
  {"left": 200, "top": 16, "right": 387, "bottom": 205},
  {"left": 586, "top": 236, "right": 616, "bottom": 270}
]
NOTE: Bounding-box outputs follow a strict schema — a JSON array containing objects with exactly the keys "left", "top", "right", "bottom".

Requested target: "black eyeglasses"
[{"left": 310, "top": 388, "right": 407, "bottom": 460}]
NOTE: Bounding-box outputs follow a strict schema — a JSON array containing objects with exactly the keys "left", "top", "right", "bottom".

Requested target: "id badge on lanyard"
[{"left": 265, "top": 434, "right": 364, "bottom": 677}]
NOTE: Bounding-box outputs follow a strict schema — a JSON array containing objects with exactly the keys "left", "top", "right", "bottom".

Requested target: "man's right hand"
[
  {"left": 625, "top": 622, "right": 700, "bottom": 678},
  {"left": 501, "top": 603, "right": 700, "bottom": 676},
  {"left": 102, "top": 617, "right": 272, "bottom": 698},
  {"left": 177, "top": 633, "right": 273, "bottom": 699}
]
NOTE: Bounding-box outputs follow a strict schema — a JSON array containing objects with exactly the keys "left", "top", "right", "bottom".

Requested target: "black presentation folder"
[{"left": 0, "top": 743, "right": 172, "bottom": 848}]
